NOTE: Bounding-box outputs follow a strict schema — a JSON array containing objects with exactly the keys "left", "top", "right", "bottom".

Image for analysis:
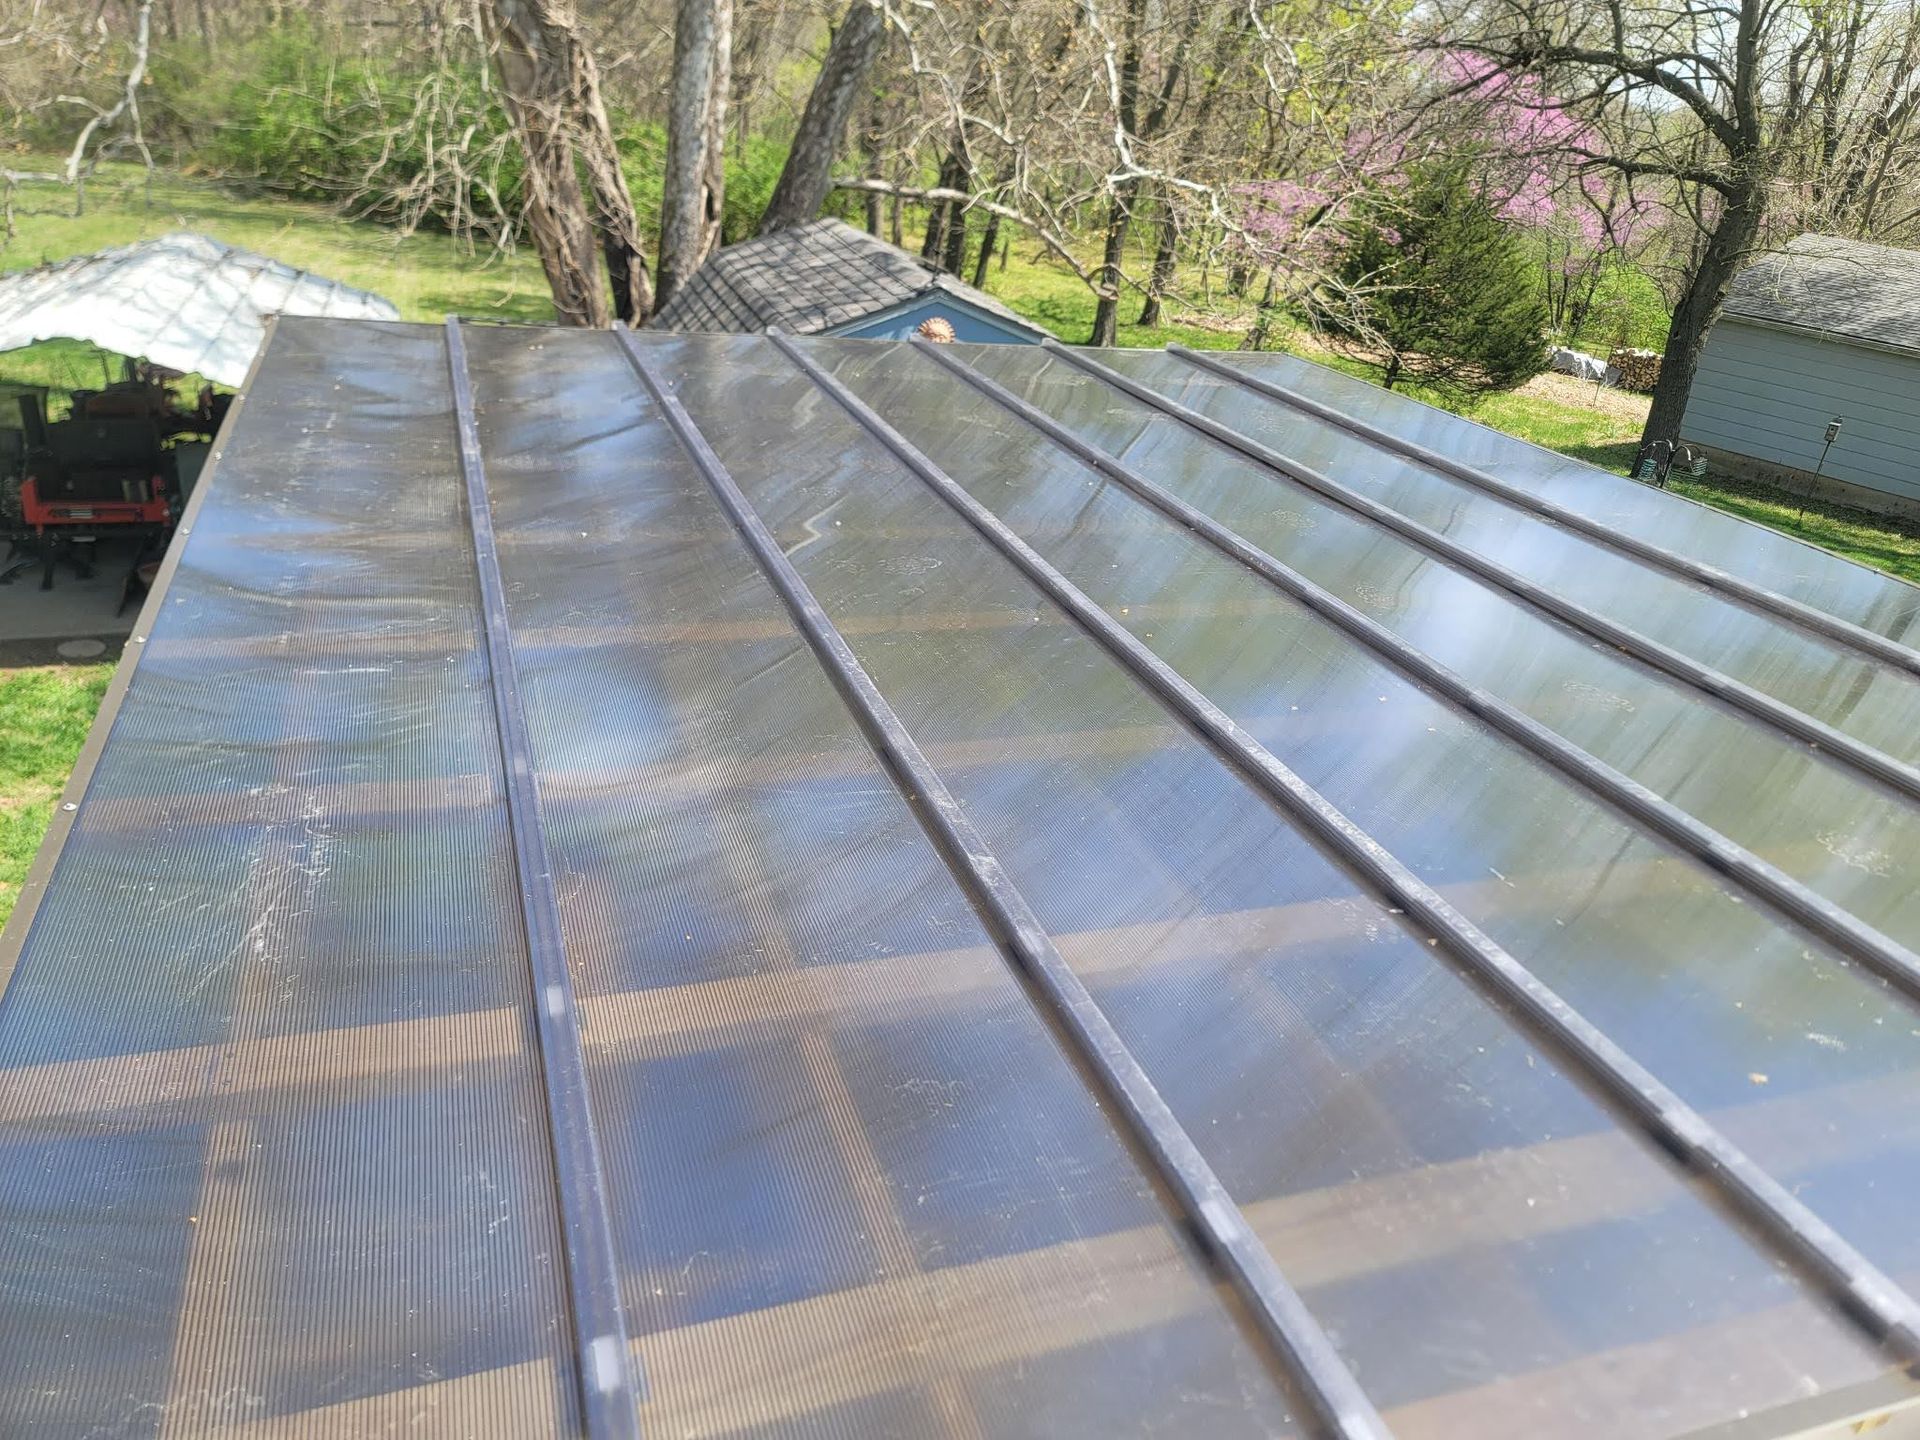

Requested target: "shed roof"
[
  {"left": 5, "top": 317, "right": 1920, "bottom": 1438},
  {"left": 0, "top": 231, "right": 399, "bottom": 385},
  {"left": 646, "top": 216, "right": 1052, "bottom": 339},
  {"left": 1723, "top": 232, "right": 1920, "bottom": 356}
]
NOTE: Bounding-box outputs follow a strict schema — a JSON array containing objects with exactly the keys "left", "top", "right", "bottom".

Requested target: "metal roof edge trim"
[{"left": 0, "top": 315, "right": 281, "bottom": 999}]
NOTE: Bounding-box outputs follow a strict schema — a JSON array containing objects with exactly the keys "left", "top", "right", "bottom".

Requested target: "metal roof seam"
[
  {"left": 1165, "top": 344, "right": 1920, "bottom": 677},
  {"left": 1040, "top": 340, "right": 1920, "bottom": 807},
  {"left": 909, "top": 339, "right": 1920, "bottom": 1004},
  {"left": 773, "top": 330, "right": 1920, "bottom": 1369},
  {"left": 617, "top": 326, "right": 1393, "bottom": 1440},
  {"left": 445, "top": 319, "right": 642, "bottom": 1440}
]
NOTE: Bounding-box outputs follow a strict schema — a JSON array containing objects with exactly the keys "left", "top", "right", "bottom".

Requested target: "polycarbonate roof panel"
[{"left": 4, "top": 317, "right": 1920, "bottom": 1439}]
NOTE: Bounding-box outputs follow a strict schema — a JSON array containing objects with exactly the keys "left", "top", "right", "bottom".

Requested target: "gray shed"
[
  {"left": 647, "top": 217, "right": 1053, "bottom": 344},
  {"left": 1682, "top": 234, "right": 1920, "bottom": 515}
]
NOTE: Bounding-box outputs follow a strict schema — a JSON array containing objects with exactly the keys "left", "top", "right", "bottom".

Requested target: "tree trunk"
[
  {"left": 860, "top": 98, "right": 883, "bottom": 235},
  {"left": 658, "top": 0, "right": 725, "bottom": 307},
  {"left": 1639, "top": 189, "right": 1764, "bottom": 462},
  {"left": 920, "top": 148, "right": 963, "bottom": 262},
  {"left": 483, "top": 0, "right": 653, "bottom": 325},
  {"left": 1241, "top": 268, "right": 1278, "bottom": 351},
  {"left": 701, "top": 0, "right": 732, "bottom": 255},
  {"left": 1088, "top": 0, "right": 1146, "bottom": 346},
  {"left": 483, "top": 8, "right": 603, "bottom": 325},
  {"left": 920, "top": 203, "right": 946, "bottom": 261},
  {"left": 1089, "top": 181, "right": 1138, "bottom": 346},
  {"left": 757, "top": 0, "right": 886, "bottom": 235},
  {"left": 942, "top": 209, "right": 968, "bottom": 276},
  {"left": 940, "top": 181, "right": 969, "bottom": 275},
  {"left": 1137, "top": 192, "right": 1176, "bottom": 326},
  {"left": 972, "top": 207, "right": 1000, "bottom": 289}
]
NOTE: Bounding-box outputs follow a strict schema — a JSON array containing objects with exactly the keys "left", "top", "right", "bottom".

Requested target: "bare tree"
[
  {"left": 483, "top": 0, "right": 652, "bottom": 324},
  {"left": 757, "top": 0, "right": 885, "bottom": 235},
  {"left": 61, "top": 0, "right": 155, "bottom": 210},
  {"left": 1137, "top": 6, "right": 1251, "bottom": 324},
  {"left": 0, "top": 0, "right": 157, "bottom": 223},
  {"left": 1087, "top": 0, "right": 1151, "bottom": 346},
  {"left": 701, "top": 0, "right": 731, "bottom": 255},
  {"left": 657, "top": 0, "right": 730, "bottom": 307},
  {"left": 1783, "top": 2, "right": 1920, "bottom": 240}
]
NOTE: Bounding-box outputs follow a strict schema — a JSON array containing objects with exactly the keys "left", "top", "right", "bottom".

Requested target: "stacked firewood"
[{"left": 1609, "top": 347, "right": 1663, "bottom": 393}]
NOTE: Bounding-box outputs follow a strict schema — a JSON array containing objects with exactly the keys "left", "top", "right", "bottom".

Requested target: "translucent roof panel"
[{"left": 3, "top": 317, "right": 1919, "bottom": 1439}]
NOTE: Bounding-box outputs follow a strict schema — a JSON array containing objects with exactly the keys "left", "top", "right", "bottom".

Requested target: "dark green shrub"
[{"left": 1332, "top": 159, "right": 1549, "bottom": 401}]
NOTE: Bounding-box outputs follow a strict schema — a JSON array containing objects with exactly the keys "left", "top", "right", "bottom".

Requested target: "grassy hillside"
[{"left": 0, "top": 664, "right": 112, "bottom": 927}]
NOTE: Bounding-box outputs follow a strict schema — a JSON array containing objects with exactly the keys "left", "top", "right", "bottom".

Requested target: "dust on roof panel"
[{"left": 4, "top": 316, "right": 1920, "bottom": 1439}]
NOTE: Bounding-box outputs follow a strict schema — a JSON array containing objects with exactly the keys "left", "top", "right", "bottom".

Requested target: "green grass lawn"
[{"left": 0, "top": 664, "right": 112, "bottom": 928}]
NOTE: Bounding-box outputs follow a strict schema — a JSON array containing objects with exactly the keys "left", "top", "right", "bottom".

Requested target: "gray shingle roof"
[
  {"left": 646, "top": 217, "right": 1051, "bottom": 338},
  {"left": 1723, "top": 233, "right": 1920, "bottom": 356}
]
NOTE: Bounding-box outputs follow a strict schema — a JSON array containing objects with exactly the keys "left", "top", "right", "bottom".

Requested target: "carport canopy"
[{"left": 0, "top": 231, "right": 398, "bottom": 386}]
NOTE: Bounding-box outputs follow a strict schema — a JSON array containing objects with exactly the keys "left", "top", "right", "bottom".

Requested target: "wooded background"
[{"left": 2, "top": 0, "right": 1918, "bottom": 459}]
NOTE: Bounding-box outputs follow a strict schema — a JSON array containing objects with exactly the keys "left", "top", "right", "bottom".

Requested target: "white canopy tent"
[{"left": 0, "top": 232, "right": 399, "bottom": 386}]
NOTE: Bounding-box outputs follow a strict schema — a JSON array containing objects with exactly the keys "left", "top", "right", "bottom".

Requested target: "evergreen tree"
[{"left": 1333, "top": 160, "right": 1548, "bottom": 401}]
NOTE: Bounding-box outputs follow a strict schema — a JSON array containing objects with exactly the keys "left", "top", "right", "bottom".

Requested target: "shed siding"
[{"left": 1683, "top": 318, "right": 1920, "bottom": 502}]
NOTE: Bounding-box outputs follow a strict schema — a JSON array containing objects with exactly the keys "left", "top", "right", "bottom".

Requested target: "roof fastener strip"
[
  {"left": 616, "top": 326, "right": 1393, "bottom": 1440},
  {"left": 446, "top": 318, "right": 642, "bottom": 1440},
  {"left": 777, "top": 330, "right": 1920, "bottom": 1369},
  {"left": 1040, "top": 339, "right": 1920, "bottom": 807}
]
